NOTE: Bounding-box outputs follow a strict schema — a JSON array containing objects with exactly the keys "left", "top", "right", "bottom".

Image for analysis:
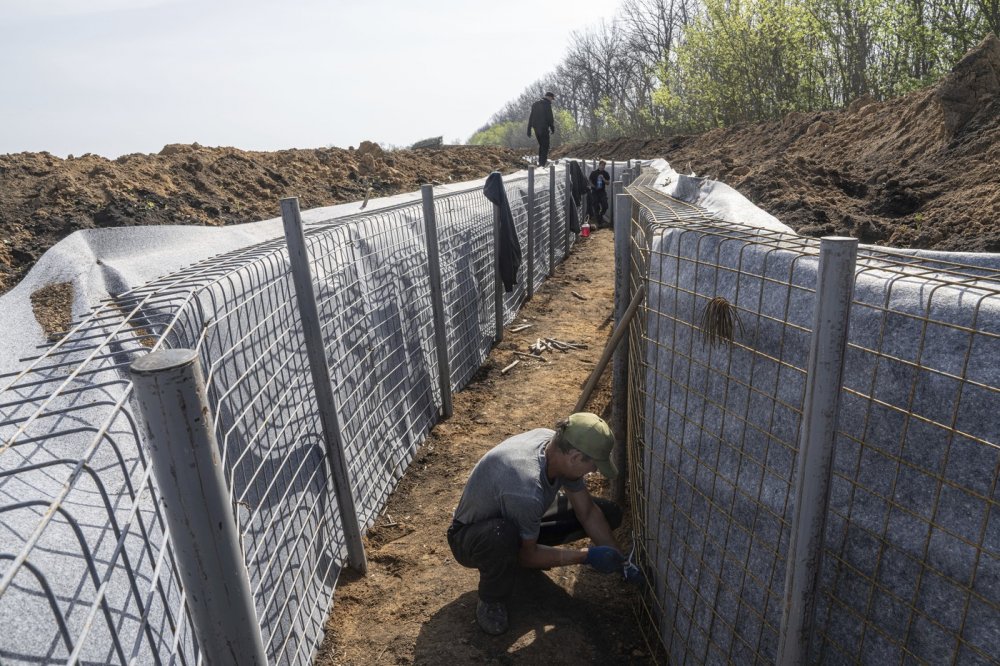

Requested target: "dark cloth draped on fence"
[
  {"left": 483, "top": 171, "right": 523, "bottom": 292},
  {"left": 567, "top": 161, "right": 588, "bottom": 233}
]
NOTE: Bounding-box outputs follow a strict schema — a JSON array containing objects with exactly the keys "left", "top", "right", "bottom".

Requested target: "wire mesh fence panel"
[
  {"left": 531, "top": 178, "right": 553, "bottom": 285},
  {"left": 623, "top": 170, "right": 1000, "bottom": 665},
  {"left": 0, "top": 169, "right": 577, "bottom": 664},
  {"left": 433, "top": 187, "right": 500, "bottom": 391},
  {"left": 0, "top": 242, "right": 287, "bottom": 664},
  {"left": 553, "top": 171, "right": 570, "bottom": 265},
  {"left": 305, "top": 206, "right": 441, "bottom": 531},
  {"left": 812, "top": 253, "right": 1000, "bottom": 664},
  {"left": 163, "top": 236, "right": 349, "bottom": 662},
  {"left": 502, "top": 176, "right": 530, "bottom": 324},
  {"left": 628, "top": 186, "right": 818, "bottom": 664}
]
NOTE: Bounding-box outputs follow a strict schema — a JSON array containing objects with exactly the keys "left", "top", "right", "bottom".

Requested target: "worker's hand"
[
  {"left": 584, "top": 546, "right": 624, "bottom": 574},
  {"left": 527, "top": 129, "right": 532, "bottom": 138},
  {"left": 549, "top": 127, "right": 555, "bottom": 135}
]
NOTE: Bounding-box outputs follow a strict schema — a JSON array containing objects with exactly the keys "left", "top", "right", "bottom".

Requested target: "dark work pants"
[
  {"left": 535, "top": 129, "right": 551, "bottom": 167},
  {"left": 447, "top": 496, "right": 623, "bottom": 603},
  {"left": 592, "top": 189, "right": 609, "bottom": 222}
]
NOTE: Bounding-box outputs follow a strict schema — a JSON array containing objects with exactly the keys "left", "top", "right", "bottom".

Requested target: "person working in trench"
[
  {"left": 588, "top": 160, "right": 612, "bottom": 227},
  {"left": 447, "top": 412, "right": 625, "bottom": 635}
]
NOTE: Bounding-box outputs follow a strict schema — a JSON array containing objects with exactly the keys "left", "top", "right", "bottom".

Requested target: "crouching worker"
[{"left": 447, "top": 412, "right": 624, "bottom": 635}]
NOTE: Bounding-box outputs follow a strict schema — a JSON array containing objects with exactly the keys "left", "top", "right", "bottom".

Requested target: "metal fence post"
[
  {"left": 549, "top": 164, "right": 557, "bottom": 277},
  {"left": 610, "top": 161, "right": 617, "bottom": 227},
  {"left": 493, "top": 202, "right": 504, "bottom": 343},
  {"left": 527, "top": 167, "right": 536, "bottom": 300},
  {"left": 280, "top": 197, "right": 367, "bottom": 574},
  {"left": 420, "top": 185, "right": 453, "bottom": 419},
  {"left": 611, "top": 191, "right": 633, "bottom": 504},
  {"left": 130, "top": 349, "right": 268, "bottom": 666},
  {"left": 777, "top": 236, "right": 859, "bottom": 665},
  {"left": 564, "top": 164, "right": 572, "bottom": 258}
]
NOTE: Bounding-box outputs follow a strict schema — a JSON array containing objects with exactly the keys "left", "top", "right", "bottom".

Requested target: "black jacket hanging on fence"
[
  {"left": 483, "top": 171, "right": 522, "bottom": 292},
  {"left": 566, "top": 160, "right": 588, "bottom": 233}
]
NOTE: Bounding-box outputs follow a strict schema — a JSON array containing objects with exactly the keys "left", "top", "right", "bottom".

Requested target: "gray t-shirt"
[{"left": 452, "top": 428, "right": 585, "bottom": 541}]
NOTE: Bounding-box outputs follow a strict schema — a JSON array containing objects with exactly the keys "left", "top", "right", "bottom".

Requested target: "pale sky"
[{"left": 0, "top": 0, "right": 621, "bottom": 158}]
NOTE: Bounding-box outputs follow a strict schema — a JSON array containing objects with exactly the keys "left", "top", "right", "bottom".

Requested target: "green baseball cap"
[{"left": 564, "top": 412, "right": 618, "bottom": 479}]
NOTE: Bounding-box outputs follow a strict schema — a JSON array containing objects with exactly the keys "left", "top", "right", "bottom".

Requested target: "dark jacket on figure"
[
  {"left": 527, "top": 98, "right": 555, "bottom": 137},
  {"left": 566, "top": 160, "right": 590, "bottom": 233},
  {"left": 483, "top": 171, "right": 523, "bottom": 292},
  {"left": 589, "top": 169, "right": 611, "bottom": 191}
]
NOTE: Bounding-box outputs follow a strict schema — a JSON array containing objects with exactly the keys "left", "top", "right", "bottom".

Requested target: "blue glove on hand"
[{"left": 585, "top": 546, "right": 624, "bottom": 574}]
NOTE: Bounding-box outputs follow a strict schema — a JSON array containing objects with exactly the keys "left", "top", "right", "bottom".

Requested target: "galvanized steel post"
[
  {"left": 611, "top": 191, "right": 633, "bottom": 503},
  {"left": 777, "top": 236, "right": 858, "bottom": 665},
  {"left": 526, "top": 167, "right": 536, "bottom": 300},
  {"left": 280, "top": 197, "right": 367, "bottom": 573},
  {"left": 564, "top": 163, "right": 572, "bottom": 258},
  {"left": 549, "top": 164, "right": 557, "bottom": 276},
  {"left": 493, "top": 201, "right": 504, "bottom": 343},
  {"left": 609, "top": 161, "right": 617, "bottom": 227},
  {"left": 130, "top": 349, "right": 268, "bottom": 666},
  {"left": 420, "top": 185, "right": 453, "bottom": 418}
]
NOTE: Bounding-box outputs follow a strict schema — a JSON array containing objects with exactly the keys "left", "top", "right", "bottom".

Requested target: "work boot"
[{"left": 476, "top": 598, "right": 509, "bottom": 635}]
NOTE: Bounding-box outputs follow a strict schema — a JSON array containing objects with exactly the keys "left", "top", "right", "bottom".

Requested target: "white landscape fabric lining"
[{"left": 0, "top": 176, "right": 505, "bottom": 664}]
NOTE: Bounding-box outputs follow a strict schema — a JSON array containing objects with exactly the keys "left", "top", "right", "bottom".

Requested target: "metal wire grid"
[
  {"left": 432, "top": 187, "right": 503, "bottom": 390},
  {"left": 431, "top": 171, "right": 564, "bottom": 390},
  {"left": 623, "top": 171, "right": 1000, "bottom": 664},
  {"left": 302, "top": 205, "right": 440, "bottom": 531},
  {"left": 501, "top": 177, "right": 531, "bottom": 325},
  {"left": 0, "top": 170, "right": 576, "bottom": 664},
  {"left": 0, "top": 239, "right": 295, "bottom": 665},
  {"left": 810, "top": 253, "right": 1000, "bottom": 664},
  {"left": 626, "top": 184, "right": 817, "bottom": 665},
  {"left": 167, "top": 234, "right": 349, "bottom": 663},
  {"left": 530, "top": 175, "right": 554, "bottom": 288}
]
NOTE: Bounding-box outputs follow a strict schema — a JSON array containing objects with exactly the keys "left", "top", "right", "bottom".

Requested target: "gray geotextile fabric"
[{"left": 634, "top": 159, "right": 1000, "bottom": 663}]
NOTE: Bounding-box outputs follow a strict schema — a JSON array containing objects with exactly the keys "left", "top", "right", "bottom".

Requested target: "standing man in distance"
[
  {"left": 447, "top": 412, "right": 625, "bottom": 635},
  {"left": 527, "top": 91, "right": 557, "bottom": 167},
  {"left": 588, "top": 160, "right": 612, "bottom": 227}
]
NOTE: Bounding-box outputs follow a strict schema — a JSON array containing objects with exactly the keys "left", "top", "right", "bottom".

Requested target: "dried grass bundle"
[{"left": 699, "top": 296, "right": 745, "bottom": 348}]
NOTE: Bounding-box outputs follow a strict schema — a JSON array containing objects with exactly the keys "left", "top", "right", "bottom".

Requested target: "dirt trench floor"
[{"left": 315, "top": 229, "right": 655, "bottom": 665}]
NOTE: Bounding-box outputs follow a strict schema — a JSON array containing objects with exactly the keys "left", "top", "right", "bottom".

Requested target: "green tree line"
[{"left": 469, "top": 0, "right": 999, "bottom": 145}]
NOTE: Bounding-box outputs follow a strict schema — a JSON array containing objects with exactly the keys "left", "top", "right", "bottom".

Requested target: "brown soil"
[
  {"left": 0, "top": 142, "right": 527, "bottom": 294},
  {"left": 558, "top": 33, "right": 1000, "bottom": 252},
  {"left": 28, "top": 281, "right": 73, "bottom": 340},
  {"left": 316, "top": 230, "right": 653, "bottom": 665}
]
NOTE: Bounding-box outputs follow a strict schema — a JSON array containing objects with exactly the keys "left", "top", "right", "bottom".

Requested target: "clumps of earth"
[
  {"left": 0, "top": 142, "right": 526, "bottom": 293},
  {"left": 559, "top": 33, "right": 1000, "bottom": 253}
]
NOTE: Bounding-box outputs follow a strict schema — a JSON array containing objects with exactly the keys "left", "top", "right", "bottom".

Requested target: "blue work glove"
[
  {"left": 585, "top": 546, "right": 624, "bottom": 574},
  {"left": 623, "top": 561, "right": 646, "bottom": 587}
]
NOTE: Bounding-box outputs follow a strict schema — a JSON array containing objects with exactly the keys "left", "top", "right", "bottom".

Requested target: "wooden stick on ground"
[
  {"left": 571, "top": 290, "right": 589, "bottom": 301},
  {"left": 513, "top": 351, "right": 549, "bottom": 363},
  {"left": 501, "top": 359, "right": 520, "bottom": 374}
]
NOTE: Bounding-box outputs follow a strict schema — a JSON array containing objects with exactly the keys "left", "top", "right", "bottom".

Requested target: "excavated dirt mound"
[
  {"left": 0, "top": 143, "right": 526, "bottom": 294},
  {"left": 559, "top": 33, "right": 1000, "bottom": 252}
]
